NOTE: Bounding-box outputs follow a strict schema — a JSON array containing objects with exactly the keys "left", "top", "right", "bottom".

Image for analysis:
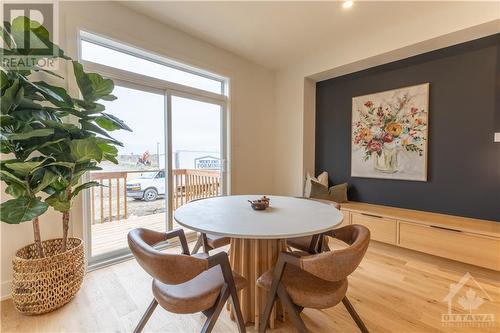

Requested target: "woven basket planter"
[{"left": 11, "top": 238, "right": 86, "bottom": 315}]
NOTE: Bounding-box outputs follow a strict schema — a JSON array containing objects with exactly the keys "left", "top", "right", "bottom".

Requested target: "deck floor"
[{"left": 91, "top": 213, "right": 190, "bottom": 256}]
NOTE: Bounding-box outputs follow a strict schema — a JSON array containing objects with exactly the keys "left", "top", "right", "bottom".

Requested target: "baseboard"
[{"left": 1, "top": 280, "right": 12, "bottom": 301}]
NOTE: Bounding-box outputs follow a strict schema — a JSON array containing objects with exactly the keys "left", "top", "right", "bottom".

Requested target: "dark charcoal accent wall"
[{"left": 316, "top": 34, "right": 500, "bottom": 221}]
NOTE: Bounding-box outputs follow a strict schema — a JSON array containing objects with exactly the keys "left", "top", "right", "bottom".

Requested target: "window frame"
[
  {"left": 79, "top": 30, "right": 228, "bottom": 97},
  {"left": 78, "top": 30, "right": 230, "bottom": 268}
]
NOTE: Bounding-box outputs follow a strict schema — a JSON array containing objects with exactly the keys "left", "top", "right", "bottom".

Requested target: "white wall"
[
  {"left": 272, "top": 3, "right": 500, "bottom": 196},
  {"left": 0, "top": 1, "right": 276, "bottom": 299}
]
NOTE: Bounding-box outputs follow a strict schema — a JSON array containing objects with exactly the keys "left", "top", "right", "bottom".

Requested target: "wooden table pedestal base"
[{"left": 229, "top": 238, "right": 287, "bottom": 329}]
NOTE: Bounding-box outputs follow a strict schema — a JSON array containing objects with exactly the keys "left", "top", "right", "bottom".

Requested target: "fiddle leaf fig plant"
[{"left": 0, "top": 16, "right": 131, "bottom": 256}]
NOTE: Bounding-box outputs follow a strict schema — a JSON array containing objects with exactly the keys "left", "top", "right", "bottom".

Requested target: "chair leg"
[
  {"left": 133, "top": 299, "right": 158, "bottom": 333},
  {"left": 191, "top": 235, "right": 203, "bottom": 254},
  {"left": 259, "top": 286, "right": 278, "bottom": 333},
  {"left": 277, "top": 285, "right": 308, "bottom": 333},
  {"left": 201, "top": 285, "right": 229, "bottom": 333},
  {"left": 229, "top": 288, "right": 246, "bottom": 333},
  {"left": 202, "top": 233, "right": 210, "bottom": 254},
  {"left": 342, "top": 297, "right": 369, "bottom": 333}
]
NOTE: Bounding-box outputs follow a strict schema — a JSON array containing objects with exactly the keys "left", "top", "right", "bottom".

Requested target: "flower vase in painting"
[{"left": 351, "top": 83, "right": 429, "bottom": 181}]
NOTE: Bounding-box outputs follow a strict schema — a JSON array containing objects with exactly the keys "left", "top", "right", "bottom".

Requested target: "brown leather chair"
[
  {"left": 128, "top": 228, "right": 247, "bottom": 333},
  {"left": 286, "top": 198, "right": 340, "bottom": 254},
  {"left": 191, "top": 232, "right": 231, "bottom": 254},
  {"left": 257, "top": 224, "right": 370, "bottom": 333}
]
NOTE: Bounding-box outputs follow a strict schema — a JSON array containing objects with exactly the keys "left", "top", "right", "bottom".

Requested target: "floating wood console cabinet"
[{"left": 339, "top": 202, "right": 500, "bottom": 271}]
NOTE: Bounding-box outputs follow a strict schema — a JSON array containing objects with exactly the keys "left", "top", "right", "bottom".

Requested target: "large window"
[{"left": 80, "top": 32, "right": 228, "bottom": 265}]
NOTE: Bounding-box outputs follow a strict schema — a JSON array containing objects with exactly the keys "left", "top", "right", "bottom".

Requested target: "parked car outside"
[{"left": 126, "top": 170, "right": 166, "bottom": 201}]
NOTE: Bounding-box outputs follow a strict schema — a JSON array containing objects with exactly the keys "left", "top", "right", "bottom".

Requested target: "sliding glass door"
[
  {"left": 88, "top": 83, "right": 167, "bottom": 259},
  {"left": 87, "top": 89, "right": 227, "bottom": 263},
  {"left": 80, "top": 31, "right": 229, "bottom": 266},
  {"left": 169, "top": 95, "right": 225, "bottom": 230}
]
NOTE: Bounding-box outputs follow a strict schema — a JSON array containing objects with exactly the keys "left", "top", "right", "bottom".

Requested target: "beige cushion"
[{"left": 304, "top": 171, "right": 328, "bottom": 197}]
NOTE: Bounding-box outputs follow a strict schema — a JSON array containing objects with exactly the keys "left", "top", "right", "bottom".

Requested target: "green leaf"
[
  {"left": 80, "top": 119, "right": 119, "bottom": 142},
  {"left": 0, "top": 114, "right": 16, "bottom": 126},
  {"left": 1, "top": 78, "right": 22, "bottom": 114},
  {"left": 6, "top": 128, "right": 54, "bottom": 140},
  {"left": 72, "top": 61, "right": 93, "bottom": 101},
  {"left": 33, "top": 170, "right": 58, "bottom": 193},
  {"left": 0, "top": 70, "right": 9, "bottom": 91},
  {"left": 17, "top": 97, "right": 44, "bottom": 110},
  {"left": 0, "top": 25, "right": 16, "bottom": 49},
  {"left": 45, "top": 161, "right": 75, "bottom": 169},
  {"left": 87, "top": 73, "right": 114, "bottom": 99},
  {"left": 0, "top": 197, "right": 48, "bottom": 224},
  {"left": 5, "top": 183, "right": 27, "bottom": 198},
  {"left": 104, "top": 154, "right": 118, "bottom": 164},
  {"left": 71, "top": 181, "right": 100, "bottom": 198},
  {"left": 45, "top": 195, "right": 71, "bottom": 212},
  {"left": 100, "top": 94, "right": 117, "bottom": 101},
  {"left": 72, "top": 61, "right": 114, "bottom": 102},
  {"left": 0, "top": 170, "right": 27, "bottom": 187},
  {"left": 21, "top": 78, "right": 73, "bottom": 107},
  {"left": 69, "top": 138, "right": 103, "bottom": 162},
  {"left": 5, "top": 161, "right": 43, "bottom": 176},
  {"left": 97, "top": 142, "right": 118, "bottom": 154},
  {"left": 95, "top": 112, "right": 132, "bottom": 131},
  {"left": 74, "top": 100, "right": 105, "bottom": 113}
]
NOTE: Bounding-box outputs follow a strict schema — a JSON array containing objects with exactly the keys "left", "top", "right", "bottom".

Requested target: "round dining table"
[{"left": 174, "top": 195, "right": 344, "bottom": 329}]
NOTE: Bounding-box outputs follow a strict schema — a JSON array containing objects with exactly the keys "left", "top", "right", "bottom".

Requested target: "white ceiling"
[{"left": 121, "top": 1, "right": 498, "bottom": 70}]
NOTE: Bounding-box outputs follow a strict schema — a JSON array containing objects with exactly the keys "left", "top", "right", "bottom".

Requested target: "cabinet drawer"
[
  {"left": 351, "top": 212, "right": 397, "bottom": 244},
  {"left": 399, "top": 222, "right": 500, "bottom": 270}
]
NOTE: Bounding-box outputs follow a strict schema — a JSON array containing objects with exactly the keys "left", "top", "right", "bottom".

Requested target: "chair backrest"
[
  {"left": 128, "top": 228, "right": 208, "bottom": 285},
  {"left": 299, "top": 224, "right": 370, "bottom": 282}
]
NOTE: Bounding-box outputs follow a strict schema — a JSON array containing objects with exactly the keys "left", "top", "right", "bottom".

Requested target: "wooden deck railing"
[{"left": 89, "top": 169, "right": 220, "bottom": 224}]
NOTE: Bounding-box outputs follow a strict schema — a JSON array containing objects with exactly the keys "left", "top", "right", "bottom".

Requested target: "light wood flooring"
[{"left": 1, "top": 241, "right": 499, "bottom": 333}]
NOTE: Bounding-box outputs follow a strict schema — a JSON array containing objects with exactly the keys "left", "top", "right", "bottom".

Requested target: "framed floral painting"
[{"left": 351, "top": 83, "right": 429, "bottom": 181}]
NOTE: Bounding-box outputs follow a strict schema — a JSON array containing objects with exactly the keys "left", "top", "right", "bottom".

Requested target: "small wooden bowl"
[{"left": 248, "top": 200, "right": 268, "bottom": 210}]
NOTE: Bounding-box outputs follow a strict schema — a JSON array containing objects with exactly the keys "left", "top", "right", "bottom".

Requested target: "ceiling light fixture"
[{"left": 343, "top": 1, "right": 354, "bottom": 9}]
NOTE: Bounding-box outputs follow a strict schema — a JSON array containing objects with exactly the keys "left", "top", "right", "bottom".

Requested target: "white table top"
[{"left": 174, "top": 195, "right": 344, "bottom": 239}]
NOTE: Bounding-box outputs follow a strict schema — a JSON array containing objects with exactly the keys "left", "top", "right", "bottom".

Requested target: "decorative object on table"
[
  {"left": 0, "top": 17, "right": 130, "bottom": 315},
  {"left": 248, "top": 199, "right": 268, "bottom": 210},
  {"left": 260, "top": 195, "right": 270, "bottom": 207},
  {"left": 310, "top": 180, "right": 348, "bottom": 203},
  {"left": 304, "top": 171, "right": 328, "bottom": 197},
  {"left": 351, "top": 83, "right": 429, "bottom": 181}
]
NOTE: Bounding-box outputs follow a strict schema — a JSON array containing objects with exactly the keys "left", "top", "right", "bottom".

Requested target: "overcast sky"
[{"left": 102, "top": 86, "right": 221, "bottom": 158}]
